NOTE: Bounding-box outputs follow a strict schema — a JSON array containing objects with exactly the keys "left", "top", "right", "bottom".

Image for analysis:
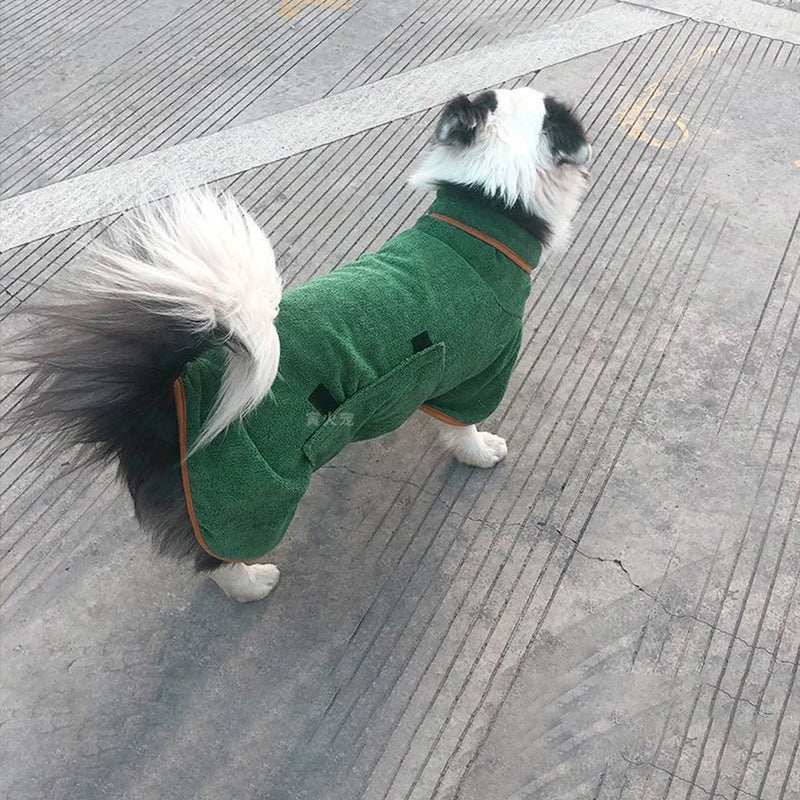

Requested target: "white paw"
[
  {"left": 456, "top": 431, "right": 508, "bottom": 468},
  {"left": 210, "top": 562, "right": 280, "bottom": 603}
]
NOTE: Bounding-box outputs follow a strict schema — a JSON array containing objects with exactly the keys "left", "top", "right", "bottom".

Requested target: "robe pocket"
[{"left": 303, "top": 342, "right": 445, "bottom": 469}]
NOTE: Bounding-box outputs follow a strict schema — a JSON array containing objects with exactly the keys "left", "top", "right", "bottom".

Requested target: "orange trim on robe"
[
  {"left": 173, "top": 378, "right": 237, "bottom": 563},
  {"left": 419, "top": 404, "right": 470, "bottom": 426}
]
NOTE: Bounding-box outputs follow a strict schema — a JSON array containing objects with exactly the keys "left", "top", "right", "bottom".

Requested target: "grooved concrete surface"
[
  {"left": 0, "top": 0, "right": 612, "bottom": 199},
  {"left": 2, "top": 3, "right": 800, "bottom": 800}
]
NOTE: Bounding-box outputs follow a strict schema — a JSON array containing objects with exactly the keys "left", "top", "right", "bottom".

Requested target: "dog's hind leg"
[
  {"left": 209, "top": 562, "right": 281, "bottom": 603},
  {"left": 435, "top": 421, "right": 507, "bottom": 468}
]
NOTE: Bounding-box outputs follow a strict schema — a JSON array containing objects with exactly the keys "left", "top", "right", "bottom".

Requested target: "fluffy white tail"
[{"left": 87, "top": 190, "right": 282, "bottom": 447}]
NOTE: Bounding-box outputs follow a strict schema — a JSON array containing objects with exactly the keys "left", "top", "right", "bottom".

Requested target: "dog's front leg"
[
  {"left": 209, "top": 562, "right": 280, "bottom": 603},
  {"left": 434, "top": 421, "right": 507, "bottom": 468}
]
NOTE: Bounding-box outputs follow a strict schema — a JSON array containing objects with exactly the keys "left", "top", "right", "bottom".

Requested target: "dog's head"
[{"left": 410, "top": 87, "right": 591, "bottom": 251}]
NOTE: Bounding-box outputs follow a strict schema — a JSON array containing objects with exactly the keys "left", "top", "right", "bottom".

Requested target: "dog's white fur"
[
  {"left": 436, "top": 423, "right": 509, "bottom": 468},
  {"left": 91, "top": 191, "right": 283, "bottom": 449},
  {"left": 210, "top": 562, "right": 281, "bottom": 602},
  {"left": 410, "top": 87, "right": 588, "bottom": 251}
]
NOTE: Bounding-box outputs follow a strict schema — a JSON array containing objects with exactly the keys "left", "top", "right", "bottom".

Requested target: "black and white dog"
[{"left": 6, "top": 88, "right": 590, "bottom": 603}]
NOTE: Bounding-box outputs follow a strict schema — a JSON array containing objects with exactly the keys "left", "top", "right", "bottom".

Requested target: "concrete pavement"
[{"left": 2, "top": 1, "right": 799, "bottom": 798}]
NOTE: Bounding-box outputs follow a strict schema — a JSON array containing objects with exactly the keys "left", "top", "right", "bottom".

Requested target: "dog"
[{"left": 5, "top": 87, "right": 590, "bottom": 603}]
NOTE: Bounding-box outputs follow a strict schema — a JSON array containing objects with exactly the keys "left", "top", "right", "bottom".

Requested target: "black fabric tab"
[
  {"left": 308, "top": 384, "right": 339, "bottom": 416},
  {"left": 412, "top": 330, "right": 432, "bottom": 353}
]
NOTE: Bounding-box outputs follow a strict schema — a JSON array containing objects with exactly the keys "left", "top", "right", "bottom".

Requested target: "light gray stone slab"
[{"left": 623, "top": 0, "right": 800, "bottom": 43}]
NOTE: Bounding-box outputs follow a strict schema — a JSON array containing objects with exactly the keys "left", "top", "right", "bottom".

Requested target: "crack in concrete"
[
  {"left": 621, "top": 754, "right": 731, "bottom": 800},
  {"left": 324, "top": 466, "right": 795, "bottom": 667},
  {"left": 556, "top": 533, "right": 795, "bottom": 667},
  {"left": 727, "top": 782, "right": 764, "bottom": 800},
  {"left": 320, "top": 463, "right": 441, "bottom": 499},
  {"left": 706, "top": 683, "right": 773, "bottom": 716}
]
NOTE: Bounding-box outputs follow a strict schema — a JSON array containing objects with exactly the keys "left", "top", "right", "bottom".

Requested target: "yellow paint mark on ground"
[
  {"left": 616, "top": 46, "right": 718, "bottom": 150},
  {"left": 279, "top": 0, "right": 353, "bottom": 19},
  {"left": 794, "top": 158, "right": 800, "bottom": 168}
]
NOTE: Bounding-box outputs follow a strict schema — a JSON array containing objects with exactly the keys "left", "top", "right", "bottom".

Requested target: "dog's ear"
[
  {"left": 435, "top": 91, "right": 498, "bottom": 146},
  {"left": 543, "top": 96, "right": 590, "bottom": 166}
]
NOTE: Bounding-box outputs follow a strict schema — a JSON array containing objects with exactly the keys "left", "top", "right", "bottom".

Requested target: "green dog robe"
[{"left": 174, "top": 188, "right": 542, "bottom": 561}]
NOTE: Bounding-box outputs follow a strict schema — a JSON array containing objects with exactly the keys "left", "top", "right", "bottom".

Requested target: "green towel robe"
[{"left": 176, "top": 189, "right": 542, "bottom": 561}]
